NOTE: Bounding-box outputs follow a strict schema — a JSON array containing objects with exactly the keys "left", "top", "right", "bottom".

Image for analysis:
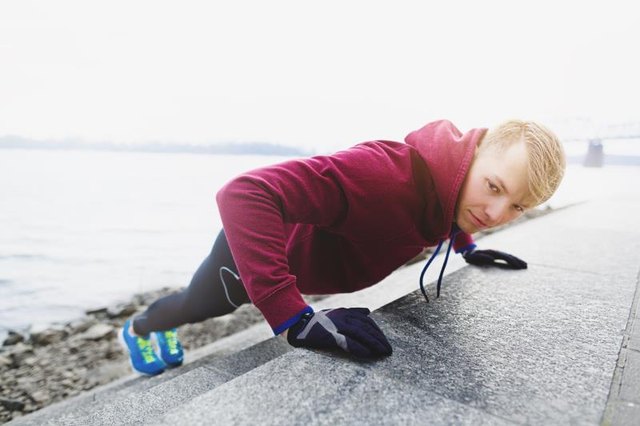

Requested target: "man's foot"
[
  {"left": 119, "top": 320, "right": 166, "bottom": 376},
  {"left": 154, "top": 329, "right": 184, "bottom": 367}
]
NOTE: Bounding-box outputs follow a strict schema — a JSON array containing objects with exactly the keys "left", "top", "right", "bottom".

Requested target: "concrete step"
[
  {"left": 9, "top": 323, "right": 285, "bottom": 426},
  {"left": 12, "top": 194, "right": 640, "bottom": 424},
  {"left": 10, "top": 215, "right": 480, "bottom": 425},
  {"left": 149, "top": 198, "right": 640, "bottom": 425}
]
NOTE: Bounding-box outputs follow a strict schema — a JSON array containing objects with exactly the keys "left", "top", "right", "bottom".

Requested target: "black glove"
[
  {"left": 463, "top": 249, "right": 527, "bottom": 269},
  {"left": 286, "top": 308, "right": 392, "bottom": 358}
]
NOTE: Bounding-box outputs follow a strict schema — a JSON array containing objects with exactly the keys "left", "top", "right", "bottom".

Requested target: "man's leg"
[
  {"left": 132, "top": 229, "right": 250, "bottom": 335},
  {"left": 120, "top": 229, "right": 249, "bottom": 375}
]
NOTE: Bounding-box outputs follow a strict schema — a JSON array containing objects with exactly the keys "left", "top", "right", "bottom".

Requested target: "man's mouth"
[{"left": 469, "top": 211, "right": 487, "bottom": 228}]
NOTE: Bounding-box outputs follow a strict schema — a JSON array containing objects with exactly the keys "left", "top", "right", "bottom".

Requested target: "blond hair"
[{"left": 479, "top": 120, "right": 566, "bottom": 206}]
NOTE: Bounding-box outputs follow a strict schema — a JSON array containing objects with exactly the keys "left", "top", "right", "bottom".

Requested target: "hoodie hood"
[{"left": 405, "top": 119, "right": 487, "bottom": 231}]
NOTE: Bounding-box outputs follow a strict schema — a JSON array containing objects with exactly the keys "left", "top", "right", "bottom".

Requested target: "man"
[{"left": 120, "top": 119, "right": 565, "bottom": 374}]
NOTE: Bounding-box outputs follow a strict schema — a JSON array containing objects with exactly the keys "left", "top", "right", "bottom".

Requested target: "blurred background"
[{"left": 1, "top": 0, "right": 639, "bottom": 340}]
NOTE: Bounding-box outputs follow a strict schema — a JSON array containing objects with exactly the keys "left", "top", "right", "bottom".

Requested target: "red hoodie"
[{"left": 216, "top": 120, "right": 487, "bottom": 334}]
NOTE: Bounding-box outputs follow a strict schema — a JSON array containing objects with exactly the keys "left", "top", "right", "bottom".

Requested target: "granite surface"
[
  {"left": 159, "top": 258, "right": 636, "bottom": 425},
  {"left": 10, "top": 197, "right": 640, "bottom": 425}
]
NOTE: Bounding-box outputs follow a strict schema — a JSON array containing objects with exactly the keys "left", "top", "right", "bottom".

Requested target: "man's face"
[{"left": 455, "top": 141, "right": 531, "bottom": 234}]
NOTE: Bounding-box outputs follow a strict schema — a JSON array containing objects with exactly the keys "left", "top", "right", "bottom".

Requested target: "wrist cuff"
[
  {"left": 273, "top": 305, "right": 314, "bottom": 335},
  {"left": 456, "top": 243, "right": 477, "bottom": 254}
]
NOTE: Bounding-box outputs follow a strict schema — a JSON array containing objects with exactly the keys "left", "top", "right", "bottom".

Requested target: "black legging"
[{"left": 132, "top": 229, "right": 251, "bottom": 336}]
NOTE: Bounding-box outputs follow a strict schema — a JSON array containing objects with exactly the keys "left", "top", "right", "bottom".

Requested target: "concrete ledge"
[
  {"left": 155, "top": 198, "right": 640, "bottom": 425},
  {"left": 11, "top": 194, "right": 640, "bottom": 425},
  {"left": 9, "top": 327, "right": 290, "bottom": 425}
]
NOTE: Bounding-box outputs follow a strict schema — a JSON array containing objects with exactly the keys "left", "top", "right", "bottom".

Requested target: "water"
[
  {"left": 1, "top": 147, "right": 639, "bottom": 341},
  {"left": 0, "top": 149, "right": 292, "bottom": 338}
]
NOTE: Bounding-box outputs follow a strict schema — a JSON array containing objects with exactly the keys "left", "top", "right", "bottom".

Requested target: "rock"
[
  {"left": 2, "top": 377, "right": 17, "bottom": 388},
  {"left": 67, "top": 316, "right": 98, "bottom": 334},
  {"left": 16, "top": 376, "right": 37, "bottom": 390},
  {"left": 0, "top": 284, "right": 266, "bottom": 421},
  {"left": 2, "top": 331, "right": 25, "bottom": 346},
  {"left": 22, "top": 403, "right": 37, "bottom": 413},
  {"left": 21, "top": 356, "right": 37, "bottom": 367},
  {"left": 133, "top": 286, "right": 175, "bottom": 306},
  {"left": 0, "top": 397, "right": 25, "bottom": 411},
  {"left": 132, "top": 294, "right": 146, "bottom": 305},
  {"left": 67, "top": 338, "right": 84, "bottom": 353},
  {"left": 29, "top": 328, "right": 66, "bottom": 346},
  {"left": 76, "top": 324, "right": 114, "bottom": 341},
  {"left": 83, "top": 379, "right": 98, "bottom": 391},
  {"left": 6, "top": 343, "right": 34, "bottom": 365},
  {"left": 106, "top": 303, "right": 137, "bottom": 319},
  {"left": 0, "top": 354, "right": 12, "bottom": 368},
  {"left": 61, "top": 370, "right": 75, "bottom": 380},
  {"left": 85, "top": 307, "right": 108, "bottom": 318},
  {"left": 29, "top": 390, "right": 50, "bottom": 404}
]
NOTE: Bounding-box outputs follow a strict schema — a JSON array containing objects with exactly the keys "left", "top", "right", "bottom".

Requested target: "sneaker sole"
[{"left": 164, "top": 359, "right": 184, "bottom": 369}]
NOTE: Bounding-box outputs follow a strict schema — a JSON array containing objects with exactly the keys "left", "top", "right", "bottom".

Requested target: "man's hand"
[
  {"left": 286, "top": 308, "right": 392, "bottom": 358},
  {"left": 463, "top": 249, "right": 527, "bottom": 269}
]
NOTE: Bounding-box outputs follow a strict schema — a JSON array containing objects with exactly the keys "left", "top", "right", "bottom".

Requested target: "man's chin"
[{"left": 455, "top": 218, "right": 476, "bottom": 234}]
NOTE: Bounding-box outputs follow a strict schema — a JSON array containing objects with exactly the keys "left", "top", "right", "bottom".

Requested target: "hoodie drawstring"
[
  {"left": 419, "top": 227, "right": 458, "bottom": 303},
  {"left": 419, "top": 241, "right": 442, "bottom": 303}
]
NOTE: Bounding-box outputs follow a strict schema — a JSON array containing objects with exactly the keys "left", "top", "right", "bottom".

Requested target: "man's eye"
[
  {"left": 514, "top": 205, "right": 524, "bottom": 213},
  {"left": 488, "top": 180, "right": 499, "bottom": 193}
]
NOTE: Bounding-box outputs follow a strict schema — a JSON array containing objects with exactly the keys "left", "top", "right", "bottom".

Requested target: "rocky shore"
[
  {"left": 0, "top": 287, "right": 325, "bottom": 424},
  {"left": 0, "top": 207, "right": 553, "bottom": 424}
]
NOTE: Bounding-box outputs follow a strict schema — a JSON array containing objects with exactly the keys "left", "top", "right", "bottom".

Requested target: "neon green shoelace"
[
  {"left": 135, "top": 337, "right": 157, "bottom": 364},
  {"left": 163, "top": 330, "right": 180, "bottom": 355}
]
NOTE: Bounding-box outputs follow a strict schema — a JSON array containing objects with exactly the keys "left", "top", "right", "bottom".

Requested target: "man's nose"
[{"left": 484, "top": 198, "right": 511, "bottom": 226}]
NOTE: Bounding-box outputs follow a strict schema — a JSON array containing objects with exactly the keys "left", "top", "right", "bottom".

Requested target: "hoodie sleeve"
[{"left": 216, "top": 156, "right": 348, "bottom": 335}]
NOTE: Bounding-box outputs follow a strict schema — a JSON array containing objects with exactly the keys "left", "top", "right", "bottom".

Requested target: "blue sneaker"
[
  {"left": 119, "top": 320, "right": 166, "bottom": 376},
  {"left": 154, "top": 328, "right": 184, "bottom": 367}
]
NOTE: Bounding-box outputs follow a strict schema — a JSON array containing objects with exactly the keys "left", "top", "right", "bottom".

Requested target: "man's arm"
[{"left": 217, "top": 155, "right": 348, "bottom": 334}]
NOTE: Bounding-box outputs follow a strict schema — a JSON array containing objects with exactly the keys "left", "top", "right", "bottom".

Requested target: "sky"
[{"left": 1, "top": 0, "right": 639, "bottom": 153}]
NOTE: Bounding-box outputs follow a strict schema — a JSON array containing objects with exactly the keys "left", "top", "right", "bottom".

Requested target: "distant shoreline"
[
  {"left": 0, "top": 136, "right": 314, "bottom": 157},
  {"left": 3, "top": 137, "right": 640, "bottom": 165},
  {"left": 566, "top": 154, "right": 640, "bottom": 166},
  {"left": 4, "top": 146, "right": 639, "bottom": 166}
]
